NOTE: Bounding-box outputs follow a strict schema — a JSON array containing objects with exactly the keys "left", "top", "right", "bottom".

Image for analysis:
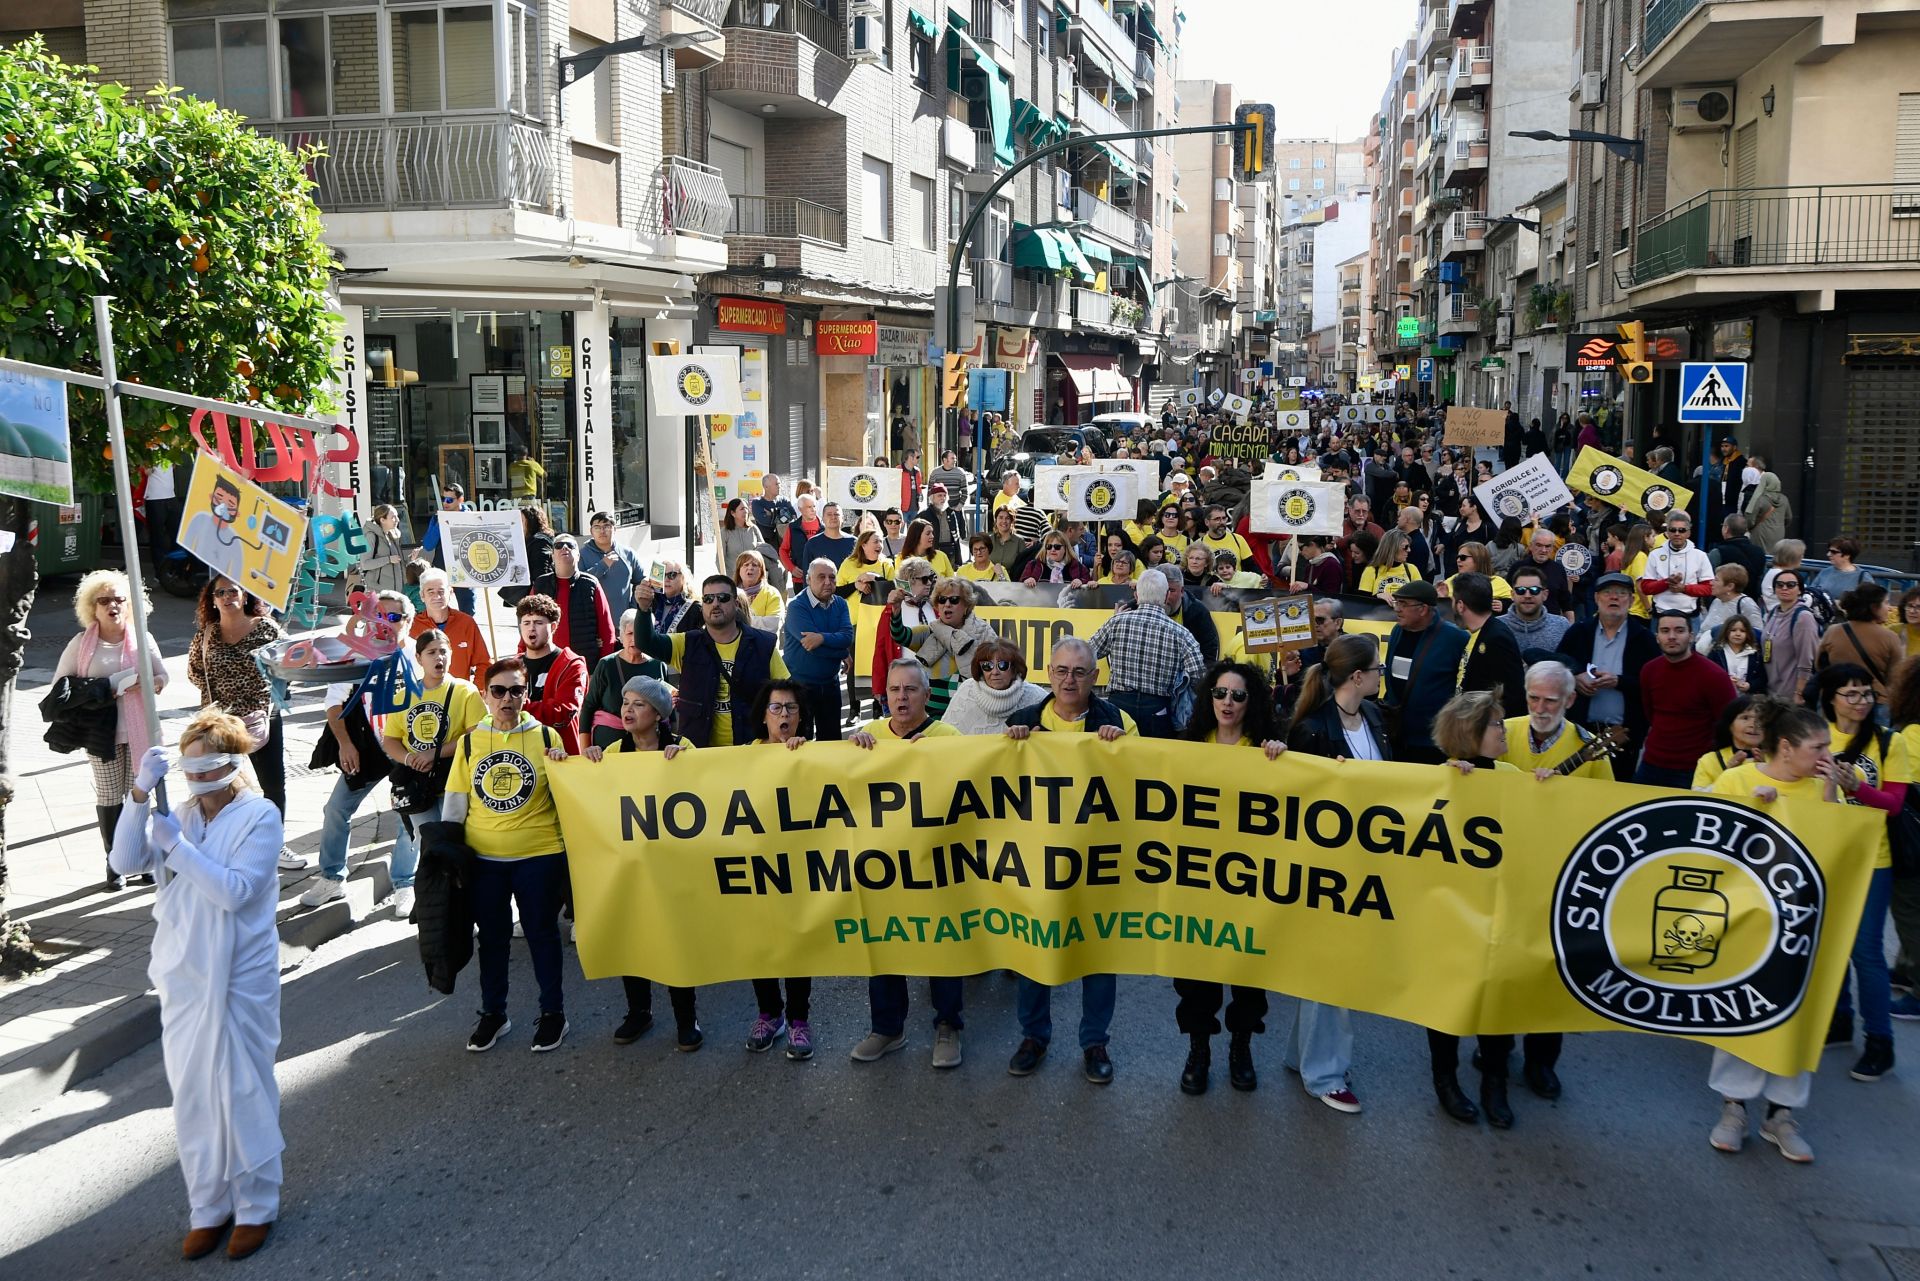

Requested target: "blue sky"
[{"left": 1176, "top": 0, "right": 1411, "bottom": 143}]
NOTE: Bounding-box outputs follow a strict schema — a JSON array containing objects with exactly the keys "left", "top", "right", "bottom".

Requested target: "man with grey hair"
[
  {"left": 1004, "top": 637, "right": 1135, "bottom": 1084},
  {"left": 780, "top": 557, "right": 854, "bottom": 741},
  {"left": 1086, "top": 568, "right": 1205, "bottom": 738}
]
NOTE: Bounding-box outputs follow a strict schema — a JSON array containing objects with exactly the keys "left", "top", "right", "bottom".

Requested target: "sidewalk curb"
[{"left": 0, "top": 856, "right": 400, "bottom": 1128}]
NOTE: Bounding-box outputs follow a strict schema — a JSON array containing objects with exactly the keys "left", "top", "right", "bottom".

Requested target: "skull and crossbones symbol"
[{"left": 1662, "top": 915, "right": 1716, "bottom": 956}]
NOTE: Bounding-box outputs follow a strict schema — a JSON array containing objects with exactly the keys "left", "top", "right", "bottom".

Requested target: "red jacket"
[{"left": 518, "top": 646, "right": 586, "bottom": 755}]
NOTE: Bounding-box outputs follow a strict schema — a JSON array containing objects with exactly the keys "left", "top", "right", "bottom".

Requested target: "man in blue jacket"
[
  {"left": 1382, "top": 580, "right": 1468, "bottom": 764},
  {"left": 782, "top": 558, "right": 855, "bottom": 741}
]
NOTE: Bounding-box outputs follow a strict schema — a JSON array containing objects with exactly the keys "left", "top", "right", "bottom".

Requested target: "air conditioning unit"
[
  {"left": 848, "top": 13, "right": 885, "bottom": 63},
  {"left": 1674, "top": 85, "right": 1735, "bottom": 131},
  {"left": 1579, "top": 72, "right": 1605, "bottom": 108}
]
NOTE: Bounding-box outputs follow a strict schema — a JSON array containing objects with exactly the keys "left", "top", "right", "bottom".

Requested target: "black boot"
[
  {"left": 1179, "top": 1035, "right": 1210, "bottom": 1096},
  {"left": 1227, "top": 1031, "right": 1257, "bottom": 1092},
  {"left": 1851, "top": 1035, "right": 1895, "bottom": 1082},
  {"left": 1481, "top": 1075, "right": 1514, "bottom": 1129},
  {"left": 98, "top": 806, "right": 123, "bottom": 891},
  {"left": 1433, "top": 1073, "right": 1478, "bottom": 1123}
]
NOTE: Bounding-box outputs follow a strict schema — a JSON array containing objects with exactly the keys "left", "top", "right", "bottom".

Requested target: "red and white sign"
[
  {"left": 715, "top": 297, "right": 788, "bottom": 335},
  {"left": 816, "top": 320, "right": 878, "bottom": 356}
]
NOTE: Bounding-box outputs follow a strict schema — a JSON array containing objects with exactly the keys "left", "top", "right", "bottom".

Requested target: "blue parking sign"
[
  {"left": 1677, "top": 362, "right": 1746, "bottom": 424},
  {"left": 1417, "top": 357, "right": 1435, "bottom": 382}
]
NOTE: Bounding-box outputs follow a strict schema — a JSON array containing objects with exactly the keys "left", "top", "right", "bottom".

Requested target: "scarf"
[
  {"left": 79, "top": 623, "right": 154, "bottom": 754},
  {"left": 919, "top": 611, "right": 996, "bottom": 677}
]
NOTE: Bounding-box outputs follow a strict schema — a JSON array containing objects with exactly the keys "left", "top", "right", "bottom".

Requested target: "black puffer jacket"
[
  {"left": 414, "top": 821, "right": 477, "bottom": 995},
  {"left": 39, "top": 675, "right": 118, "bottom": 760}
]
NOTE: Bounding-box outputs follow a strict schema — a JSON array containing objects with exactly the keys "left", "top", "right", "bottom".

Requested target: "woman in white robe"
[{"left": 112, "top": 707, "right": 286, "bottom": 1261}]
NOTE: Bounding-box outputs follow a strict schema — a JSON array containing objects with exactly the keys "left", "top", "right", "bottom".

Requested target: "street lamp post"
[
  {"left": 1508, "top": 128, "right": 1644, "bottom": 164},
  {"left": 946, "top": 122, "right": 1251, "bottom": 532}
]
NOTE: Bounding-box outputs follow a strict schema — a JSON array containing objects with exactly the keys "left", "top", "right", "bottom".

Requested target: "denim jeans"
[
  {"left": 1016, "top": 974, "right": 1116, "bottom": 1049},
  {"left": 867, "top": 975, "right": 963, "bottom": 1036},
  {"left": 1632, "top": 761, "right": 1696, "bottom": 790},
  {"left": 318, "top": 776, "right": 421, "bottom": 890},
  {"left": 1109, "top": 690, "right": 1175, "bottom": 739},
  {"left": 1271, "top": 996, "right": 1354, "bottom": 1097},
  {"left": 472, "top": 853, "right": 569, "bottom": 1017},
  {"left": 799, "top": 680, "right": 844, "bottom": 742},
  {"left": 1835, "top": 866, "right": 1894, "bottom": 1039}
]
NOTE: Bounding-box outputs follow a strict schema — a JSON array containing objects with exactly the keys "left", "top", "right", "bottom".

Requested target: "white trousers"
[
  {"left": 184, "top": 1149, "right": 282, "bottom": 1229},
  {"left": 1707, "top": 1049, "right": 1811, "bottom": 1110}
]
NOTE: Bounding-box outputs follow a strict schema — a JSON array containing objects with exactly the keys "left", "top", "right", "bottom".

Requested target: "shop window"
[{"left": 610, "top": 323, "right": 650, "bottom": 523}]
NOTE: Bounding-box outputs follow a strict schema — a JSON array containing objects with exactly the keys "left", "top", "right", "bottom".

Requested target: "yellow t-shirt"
[
  {"left": 858, "top": 717, "right": 963, "bottom": 741},
  {"left": 1204, "top": 729, "right": 1261, "bottom": 747},
  {"left": 837, "top": 555, "right": 893, "bottom": 588},
  {"left": 1830, "top": 720, "right": 1912, "bottom": 869},
  {"left": 1447, "top": 572, "right": 1512, "bottom": 601},
  {"left": 604, "top": 735, "right": 694, "bottom": 754},
  {"left": 1499, "top": 716, "right": 1612, "bottom": 780},
  {"left": 1691, "top": 747, "right": 1755, "bottom": 792},
  {"left": 956, "top": 561, "right": 1009, "bottom": 582},
  {"left": 1040, "top": 705, "right": 1139, "bottom": 734},
  {"left": 1096, "top": 574, "right": 1135, "bottom": 587},
  {"left": 383, "top": 678, "right": 483, "bottom": 755},
  {"left": 1200, "top": 531, "right": 1255, "bottom": 565},
  {"left": 1360, "top": 563, "right": 1423, "bottom": 596},
  {"left": 661, "top": 632, "right": 792, "bottom": 747},
  {"left": 450, "top": 717, "right": 565, "bottom": 859},
  {"left": 1121, "top": 521, "right": 1156, "bottom": 547},
  {"left": 1158, "top": 532, "right": 1188, "bottom": 558},
  {"left": 1712, "top": 761, "right": 1827, "bottom": 804},
  {"left": 921, "top": 550, "right": 956, "bottom": 578},
  {"left": 1625, "top": 551, "right": 1652, "bottom": 618},
  {"left": 742, "top": 587, "right": 783, "bottom": 621},
  {"left": 992, "top": 492, "right": 1026, "bottom": 513}
]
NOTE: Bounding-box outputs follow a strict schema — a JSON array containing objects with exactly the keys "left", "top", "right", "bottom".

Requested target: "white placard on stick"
[
  {"left": 1095, "top": 457, "right": 1158, "bottom": 498},
  {"left": 1065, "top": 471, "right": 1138, "bottom": 522},
  {"left": 1263, "top": 461, "right": 1322, "bottom": 483},
  {"left": 1249, "top": 479, "right": 1346, "bottom": 536},
  {"left": 1473, "top": 453, "right": 1575, "bottom": 524},
  {"left": 1033, "top": 464, "right": 1093, "bottom": 511},
  {"left": 823, "top": 466, "right": 904, "bottom": 512},
  {"left": 648, "top": 352, "right": 745, "bottom": 416},
  {"left": 438, "top": 508, "right": 531, "bottom": 590}
]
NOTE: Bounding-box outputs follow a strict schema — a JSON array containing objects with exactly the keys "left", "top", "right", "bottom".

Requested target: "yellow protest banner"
[
  {"left": 853, "top": 602, "right": 1253, "bottom": 679},
  {"left": 550, "top": 737, "right": 1877, "bottom": 1075},
  {"left": 1567, "top": 445, "right": 1696, "bottom": 520}
]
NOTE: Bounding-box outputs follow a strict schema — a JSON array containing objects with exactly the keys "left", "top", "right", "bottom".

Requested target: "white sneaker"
[
  {"left": 1760, "top": 1108, "right": 1814, "bottom": 1163},
  {"left": 391, "top": 886, "right": 416, "bottom": 918},
  {"left": 1709, "top": 1099, "right": 1748, "bottom": 1153},
  {"left": 278, "top": 848, "right": 307, "bottom": 871},
  {"left": 298, "top": 876, "right": 345, "bottom": 907}
]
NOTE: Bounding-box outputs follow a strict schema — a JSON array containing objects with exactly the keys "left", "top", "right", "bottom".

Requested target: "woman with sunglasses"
[
  {"left": 1811, "top": 664, "right": 1907, "bottom": 1081},
  {"left": 1020, "top": 533, "right": 1090, "bottom": 585},
  {"left": 1439, "top": 541, "right": 1512, "bottom": 612},
  {"left": 942, "top": 638, "right": 1046, "bottom": 735},
  {"left": 381, "top": 629, "right": 484, "bottom": 904},
  {"left": 1153, "top": 503, "right": 1188, "bottom": 559},
  {"left": 892, "top": 576, "right": 995, "bottom": 719},
  {"left": 1171, "top": 660, "right": 1286, "bottom": 1096},
  {"left": 878, "top": 508, "right": 907, "bottom": 557},
  {"left": 445, "top": 656, "right": 574, "bottom": 1055},
  {"left": 1358, "top": 529, "right": 1422, "bottom": 601},
  {"left": 54, "top": 570, "right": 168, "bottom": 890},
  {"left": 741, "top": 680, "right": 818, "bottom": 1059},
  {"left": 1762, "top": 569, "right": 1822, "bottom": 701},
  {"left": 957, "top": 532, "right": 1010, "bottom": 583}
]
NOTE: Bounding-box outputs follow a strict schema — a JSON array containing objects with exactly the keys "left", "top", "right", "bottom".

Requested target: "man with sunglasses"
[
  {"left": 634, "top": 572, "right": 788, "bottom": 747},
  {"left": 300, "top": 590, "right": 416, "bottom": 909},
  {"left": 514, "top": 594, "right": 587, "bottom": 756},
  {"left": 1639, "top": 512, "right": 1715, "bottom": 625},
  {"left": 1510, "top": 530, "right": 1577, "bottom": 622},
  {"left": 1503, "top": 563, "right": 1571, "bottom": 658},
  {"left": 533, "top": 534, "right": 617, "bottom": 661}
]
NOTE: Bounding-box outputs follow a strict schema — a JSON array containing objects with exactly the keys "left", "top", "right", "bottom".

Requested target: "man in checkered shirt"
[{"left": 1089, "top": 568, "right": 1206, "bottom": 739}]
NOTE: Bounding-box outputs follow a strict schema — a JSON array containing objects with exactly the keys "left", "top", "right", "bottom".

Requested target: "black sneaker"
[
  {"left": 531, "top": 1012, "right": 568, "bottom": 1053},
  {"left": 1851, "top": 1035, "right": 1895, "bottom": 1082},
  {"left": 1083, "top": 1044, "right": 1115, "bottom": 1085},
  {"left": 613, "top": 1011, "right": 654, "bottom": 1045},
  {"left": 467, "top": 1012, "right": 511, "bottom": 1052},
  {"left": 1008, "top": 1037, "right": 1047, "bottom": 1076},
  {"left": 676, "top": 1023, "right": 705, "bottom": 1052}
]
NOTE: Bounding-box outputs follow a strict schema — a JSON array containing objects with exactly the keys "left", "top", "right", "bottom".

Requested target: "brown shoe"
[
  {"left": 226, "top": 1222, "right": 273, "bottom": 1260},
  {"left": 181, "top": 1220, "right": 231, "bottom": 1260}
]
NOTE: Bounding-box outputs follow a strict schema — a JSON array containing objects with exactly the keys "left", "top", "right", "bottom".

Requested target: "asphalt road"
[{"left": 4, "top": 917, "right": 1918, "bottom": 1280}]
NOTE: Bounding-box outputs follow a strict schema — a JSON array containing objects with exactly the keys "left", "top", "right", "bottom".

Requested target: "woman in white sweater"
[{"left": 941, "top": 636, "right": 1047, "bottom": 735}]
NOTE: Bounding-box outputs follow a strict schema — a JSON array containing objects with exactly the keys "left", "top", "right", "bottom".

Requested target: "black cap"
[
  {"left": 1593, "top": 572, "right": 1634, "bottom": 593},
  {"left": 1393, "top": 580, "right": 1440, "bottom": 605},
  {"left": 1717, "top": 433, "right": 1738, "bottom": 446}
]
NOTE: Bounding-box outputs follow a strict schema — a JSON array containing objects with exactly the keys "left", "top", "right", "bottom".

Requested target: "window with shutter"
[{"left": 1895, "top": 93, "right": 1920, "bottom": 214}]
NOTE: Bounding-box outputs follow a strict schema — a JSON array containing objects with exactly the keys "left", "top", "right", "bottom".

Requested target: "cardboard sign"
[
  {"left": 1473, "top": 453, "right": 1576, "bottom": 524},
  {"left": 1242, "top": 594, "right": 1313, "bottom": 654},
  {"left": 1444, "top": 405, "right": 1507, "bottom": 447},
  {"left": 1208, "top": 419, "right": 1272, "bottom": 463},
  {"left": 177, "top": 451, "right": 309, "bottom": 610},
  {"left": 1065, "top": 471, "right": 1137, "bottom": 522}
]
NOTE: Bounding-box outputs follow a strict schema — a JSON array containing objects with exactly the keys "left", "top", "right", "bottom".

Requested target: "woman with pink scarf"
[{"left": 55, "top": 570, "right": 168, "bottom": 890}]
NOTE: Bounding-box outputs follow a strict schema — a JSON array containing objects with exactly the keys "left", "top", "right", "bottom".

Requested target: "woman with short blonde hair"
[
  {"left": 734, "top": 549, "right": 785, "bottom": 634},
  {"left": 54, "top": 569, "right": 168, "bottom": 889},
  {"left": 113, "top": 707, "right": 287, "bottom": 1259}
]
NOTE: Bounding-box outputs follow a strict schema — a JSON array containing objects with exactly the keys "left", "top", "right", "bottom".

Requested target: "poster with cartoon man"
[{"left": 177, "top": 451, "right": 309, "bottom": 611}]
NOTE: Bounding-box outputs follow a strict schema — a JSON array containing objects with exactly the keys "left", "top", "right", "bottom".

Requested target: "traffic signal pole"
[{"left": 945, "top": 120, "right": 1255, "bottom": 533}]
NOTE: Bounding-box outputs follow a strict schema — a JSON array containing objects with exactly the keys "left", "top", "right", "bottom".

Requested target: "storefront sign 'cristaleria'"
[{"left": 550, "top": 738, "right": 1877, "bottom": 1075}]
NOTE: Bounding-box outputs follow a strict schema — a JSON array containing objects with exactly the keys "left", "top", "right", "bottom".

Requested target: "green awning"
[
  {"left": 1112, "top": 252, "right": 1143, "bottom": 268},
  {"left": 1055, "top": 231, "right": 1097, "bottom": 282},
  {"left": 1011, "top": 224, "right": 1066, "bottom": 271},
  {"left": 1087, "top": 138, "right": 1136, "bottom": 182},
  {"left": 1114, "top": 78, "right": 1136, "bottom": 102},
  {"left": 1077, "top": 236, "right": 1113, "bottom": 263},
  {"left": 1078, "top": 40, "right": 1115, "bottom": 80},
  {"left": 947, "top": 25, "right": 1015, "bottom": 164},
  {"left": 907, "top": 9, "right": 939, "bottom": 38},
  {"left": 1136, "top": 4, "right": 1164, "bottom": 47},
  {"left": 947, "top": 5, "right": 969, "bottom": 30}
]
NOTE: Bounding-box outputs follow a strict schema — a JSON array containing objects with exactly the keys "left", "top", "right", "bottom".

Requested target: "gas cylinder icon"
[{"left": 1651, "top": 866, "right": 1728, "bottom": 973}]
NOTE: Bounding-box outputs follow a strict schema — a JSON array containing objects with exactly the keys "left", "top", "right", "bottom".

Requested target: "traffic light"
[
  {"left": 1616, "top": 320, "right": 1653, "bottom": 384},
  {"left": 1234, "top": 103, "right": 1275, "bottom": 181},
  {"left": 942, "top": 353, "right": 970, "bottom": 409}
]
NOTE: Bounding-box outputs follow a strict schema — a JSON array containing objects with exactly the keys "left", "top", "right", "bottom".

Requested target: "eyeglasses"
[
  {"left": 1839, "top": 689, "right": 1877, "bottom": 703},
  {"left": 914, "top": 574, "right": 937, "bottom": 584},
  {"left": 1210, "top": 687, "right": 1249, "bottom": 704},
  {"left": 702, "top": 592, "right": 736, "bottom": 605},
  {"left": 1666, "top": 527, "right": 1689, "bottom": 535},
  {"left": 766, "top": 701, "right": 801, "bottom": 714},
  {"left": 488, "top": 684, "right": 528, "bottom": 699},
  {"left": 981, "top": 659, "right": 1015, "bottom": 672},
  {"left": 1776, "top": 581, "right": 1801, "bottom": 591},
  {"left": 213, "top": 587, "right": 243, "bottom": 600},
  {"left": 1513, "top": 586, "right": 1544, "bottom": 596},
  {"left": 96, "top": 594, "right": 127, "bottom": 605},
  {"left": 1050, "top": 666, "right": 1094, "bottom": 680}
]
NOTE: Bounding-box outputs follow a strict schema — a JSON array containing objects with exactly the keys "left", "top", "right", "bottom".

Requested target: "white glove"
[
  {"left": 134, "top": 745, "right": 170, "bottom": 793},
  {"left": 110, "top": 667, "right": 140, "bottom": 695},
  {"left": 148, "top": 810, "right": 182, "bottom": 855}
]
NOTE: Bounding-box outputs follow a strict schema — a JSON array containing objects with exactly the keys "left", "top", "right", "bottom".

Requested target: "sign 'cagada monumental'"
[{"left": 548, "top": 737, "right": 1878, "bottom": 1075}]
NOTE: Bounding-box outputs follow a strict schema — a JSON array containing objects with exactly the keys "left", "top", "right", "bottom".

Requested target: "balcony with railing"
[
  {"left": 1401, "top": 89, "right": 1417, "bottom": 122},
  {"left": 1400, "top": 139, "right": 1416, "bottom": 172},
  {"left": 1073, "top": 187, "right": 1141, "bottom": 246},
  {"left": 1442, "top": 125, "right": 1489, "bottom": 184},
  {"left": 728, "top": 194, "right": 847, "bottom": 244},
  {"left": 1419, "top": 3, "right": 1447, "bottom": 55},
  {"left": 660, "top": 0, "right": 729, "bottom": 69},
  {"left": 1438, "top": 290, "right": 1480, "bottom": 334},
  {"left": 265, "top": 113, "right": 553, "bottom": 213},
  {"left": 724, "top": 0, "right": 846, "bottom": 49},
  {"left": 1075, "top": 0, "right": 1133, "bottom": 63},
  {"left": 1075, "top": 86, "right": 1133, "bottom": 140},
  {"left": 638, "top": 156, "right": 732, "bottom": 242},
  {"left": 1442, "top": 210, "right": 1486, "bottom": 259},
  {"left": 1642, "top": 0, "right": 1706, "bottom": 60},
  {"left": 711, "top": 0, "right": 847, "bottom": 104},
  {"left": 1449, "top": 45, "right": 1492, "bottom": 97},
  {"left": 971, "top": 0, "right": 1017, "bottom": 53},
  {"left": 1447, "top": 0, "right": 1487, "bottom": 39},
  {"left": 1135, "top": 46, "right": 1156, "bottom": 85},
  {"left": 1629, "top": 183, "right": 1920, "bottom": 291},
  {"left": 1397, "top": 233, "right": 1414, "bottom": 263}
]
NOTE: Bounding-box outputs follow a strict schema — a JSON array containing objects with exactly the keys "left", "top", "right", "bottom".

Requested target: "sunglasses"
[
  {"left": 935, "top": 594, "right": 965, "bottom": 605},
  {"left": 214, "top": 587, "right": 243, "bottom": 600},
  {"left": 665, "top": 571, "right": 683, "bottom": 579},
  {"left": 1210, "top": 687, "right": 1249, "bottom": 704},
  {"left": 379, "top": 610, "right": 406, "bottom": 623},
  {"left": 914, "top": 574, "right": 937, "bottom": 584},
  {"left": 981, "top": 659, "right": 1015, "bottom": 672},
  {"left": 96, "top": 594, "right": 127, "bottom": 605},
  {"left": 702, "top": 592, "right": 736, "bottom": 605},
  {"left": 441, "top": 495, "right": 458, "bottom": 504},
  {"left": 1456, "top": 554, "right": 1473, "bottom": 562},
  {"left": 488, "top": 684, "right": 528, "bottom": 699},
  {"left": 1513, "top": 586, "right": 1544, "bottom": 596}
]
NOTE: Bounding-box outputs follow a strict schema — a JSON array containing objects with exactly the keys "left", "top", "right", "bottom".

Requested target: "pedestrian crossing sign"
[{"left": 1677, "top": 362, "right": 1746, "bottom": 425}]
